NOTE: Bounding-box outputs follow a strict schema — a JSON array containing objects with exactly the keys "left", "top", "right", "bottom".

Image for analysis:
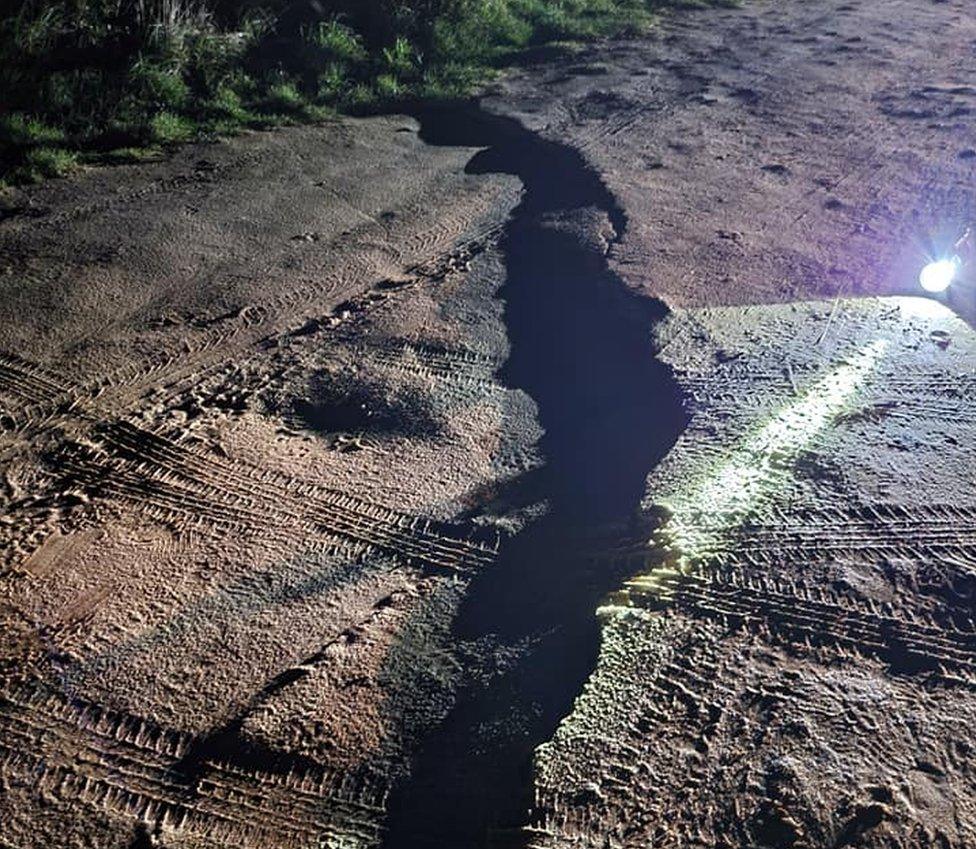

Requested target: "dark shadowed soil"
[{"left": 381, "top": 106, "right": 686, "bottom": 848}]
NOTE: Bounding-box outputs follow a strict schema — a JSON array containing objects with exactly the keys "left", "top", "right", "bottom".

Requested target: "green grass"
[
  {"left": 149, "top": 111, "right": 196, "bottom": 143},
  {"left": 12, "top": 146, "right": 79, "bottom": 183},
  {"left": 0, "top": 0, "right": 728, "bottom": 186}
]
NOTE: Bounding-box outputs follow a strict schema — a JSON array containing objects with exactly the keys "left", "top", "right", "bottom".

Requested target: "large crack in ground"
[
  {"left": 5, "top": 0, "right": 976, "bottom": 843},
  {"left": 379, "top": 104, "right": 689, "bottom": 848}
]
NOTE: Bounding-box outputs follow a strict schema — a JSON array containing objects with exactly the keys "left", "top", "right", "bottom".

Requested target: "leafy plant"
[
  {"left": 0, "top": 0, "right": 726, "bottom": 186},
  {"left": 19, "top": 146, "right": 79, "bottom": 181}
]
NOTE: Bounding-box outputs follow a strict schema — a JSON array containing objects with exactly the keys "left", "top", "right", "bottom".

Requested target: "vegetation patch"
[{"left": 0, "top": 0, "right": 728, "bottom": 185}]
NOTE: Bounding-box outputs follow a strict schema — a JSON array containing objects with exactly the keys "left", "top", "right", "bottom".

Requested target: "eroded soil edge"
[{"left": 380, "top": 104, "right": 687, "bottom": 848}]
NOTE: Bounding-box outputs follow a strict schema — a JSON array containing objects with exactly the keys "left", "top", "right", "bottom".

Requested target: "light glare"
[
  {"left": 919, "top": 258, "right": 958, "bottom": 293},
  {"left": 618, "top": 339, "right": 889, "bottom": 606}
]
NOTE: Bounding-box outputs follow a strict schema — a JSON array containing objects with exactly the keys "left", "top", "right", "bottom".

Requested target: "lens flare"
[{"left": 919, "top": 258, "right": 958, "bottom": 293}]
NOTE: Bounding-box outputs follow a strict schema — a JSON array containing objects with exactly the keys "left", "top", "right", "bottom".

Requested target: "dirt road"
[
  {"left": 2, "top": 0, "right": 975, "bottom": 847},
  {"left": 486, "top": 0, "right": 976, "bottom": 309}
]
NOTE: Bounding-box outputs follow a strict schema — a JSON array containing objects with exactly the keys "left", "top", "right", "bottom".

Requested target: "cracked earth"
[{"left": 2, "top": 0, "right": 976, "bottom": 847}]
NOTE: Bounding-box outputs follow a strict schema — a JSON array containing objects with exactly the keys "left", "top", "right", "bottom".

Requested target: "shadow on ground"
[{"left": 380, "top": 103, "right": 688, "bottom": 849}]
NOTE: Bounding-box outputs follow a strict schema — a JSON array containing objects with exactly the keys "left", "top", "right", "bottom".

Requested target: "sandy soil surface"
[
  {"left": 532, "top": 297, "right": 976, "bottom": 848},
  {"left": 485, "top": 0, "right": 976, "bottom": 309},
  {"left": 0, "top": 117, "right": 530, "bottom": 848},
  {"left": 2, "top": 0, "right": 975, "bottom": 847}
]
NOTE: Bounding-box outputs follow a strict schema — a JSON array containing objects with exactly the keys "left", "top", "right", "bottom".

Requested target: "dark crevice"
[
  {"left": 380, "top": 102, "right": 688, "bottom": 849},
  {"left": 833, "top": 803, "right": 887, "bottom": 848},
  {"left": 128, "top": 823, "right": 156, "bottom": 849}
]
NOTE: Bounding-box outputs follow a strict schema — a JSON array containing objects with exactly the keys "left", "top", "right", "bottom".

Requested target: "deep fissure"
[{"left": 380, "top": 103, "right": 689, "bottom": 848}]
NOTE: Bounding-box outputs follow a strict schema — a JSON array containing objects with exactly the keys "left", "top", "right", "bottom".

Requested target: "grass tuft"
[
  {"left": 19, "top": 147, "right": 79, "bottom": 182},
  {"left": 0, "top": 0, "right": 729, "bottom": 186},
  {"left": 149, "top": 111, "right": 195, "bottom": 143}
]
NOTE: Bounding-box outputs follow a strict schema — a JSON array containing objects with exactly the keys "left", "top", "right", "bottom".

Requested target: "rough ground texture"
[
  {"left": 2, "top": 0, "right": 976, "bottom": 848},
  {"left": 532, "top": 298, "right": 976, "bottom": 848},
  {"left": 0, "top": 117, "right": 529, "bottom": 848},
  {"left": 485, "top": 0, "right": 976, "bottom": 308}
]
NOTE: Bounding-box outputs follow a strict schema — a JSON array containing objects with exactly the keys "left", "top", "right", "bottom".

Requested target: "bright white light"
[
  {"left": 618, "top": 339, "right": 889, "bottom": 606},
  {"left": 660, "top": 338, "right": 888, "bottom": 558},
  {"left": 919, "top": 258, "right": 958, "bottom": 293}
]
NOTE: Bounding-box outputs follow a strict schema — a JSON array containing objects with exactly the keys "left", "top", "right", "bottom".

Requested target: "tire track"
[
  {"left": 0, "top": 150, "right": 277, "bottom": 234},
  {"left": 58, "top": 420, "right": 497, "bottom": 573},
  {"left": 0, "top": 349, "right": 500, "bottom": 577},
  {"left": 620, "top": 565, "right": 976, "bottom": 681},
  {"left": 681, "top": 369, "right": 976, "bottom": 399},
  {"left": 726, "top": 502, "right": 976, "bottom": 564},
  {"left": 0, "top": 680, "right": 384, "bottom": 848},
  {"left": 0, "top": 225, "right": 505, "bottom": 440},
  {"left": 591, "top": 504, "right": 976, "bottom": 568},
  {"left": 588, "top": 500, "right": 976, "bottom": 684},
  {"left": 357, "top": 340, "right": 500, "bottom": 390}
]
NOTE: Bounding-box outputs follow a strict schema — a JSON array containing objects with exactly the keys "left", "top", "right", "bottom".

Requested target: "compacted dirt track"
[
  {"left": 486, "top": 0, "right": 976, "bottom": 309},
  {"left": 2, "top": 1, "right": 976, "bottom": 848}
]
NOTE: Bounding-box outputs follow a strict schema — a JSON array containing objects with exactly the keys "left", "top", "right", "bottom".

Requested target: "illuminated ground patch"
[{"left": 531, "top": 297, "right": 976, "bottom": 849}]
